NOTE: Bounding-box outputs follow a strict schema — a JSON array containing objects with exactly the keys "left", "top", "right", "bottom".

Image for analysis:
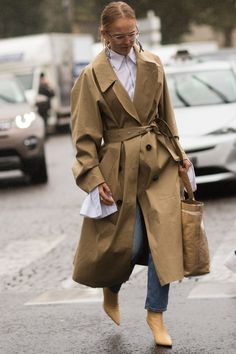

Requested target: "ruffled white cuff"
[{"left": 80, "top": 186, "right": 118, "bottom": 219}]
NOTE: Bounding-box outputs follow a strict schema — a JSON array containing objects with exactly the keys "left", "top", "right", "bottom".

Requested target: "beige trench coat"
[{"left": 71, "top": 45, "right": 188, "bottom": 287}]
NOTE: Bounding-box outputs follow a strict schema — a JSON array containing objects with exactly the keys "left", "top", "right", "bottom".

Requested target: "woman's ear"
[{"left": 101, "top": 30, "right": 109, "bottom": 46}]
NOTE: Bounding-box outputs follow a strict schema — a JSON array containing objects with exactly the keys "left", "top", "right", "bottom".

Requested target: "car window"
[
  {"left": 167, "top": 69, "right": 236, "bottom": 107},
  {"left": 16, "top": 73, "right": 33, "bottom": 90},
  {"left": 0, "top": 78, "right": 26, "bottom": 104}
]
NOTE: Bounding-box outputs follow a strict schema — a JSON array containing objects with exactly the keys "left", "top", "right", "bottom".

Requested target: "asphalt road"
[{"left": 0, "top": 132, "right": 236, "bottom": 354}]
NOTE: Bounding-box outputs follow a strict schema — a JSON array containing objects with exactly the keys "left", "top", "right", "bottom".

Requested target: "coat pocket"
[
  {"left": 98, "top": 144, "right": 122, "bottom": 225},
  {"left": 105, "top": 206, "right": 119, "bottom": 225},
  {"left": 106, "top": 187, "right": 123, "bottom": 225},
  {"left": 98, "top": 144, "right": 120, "bottom": 182}
]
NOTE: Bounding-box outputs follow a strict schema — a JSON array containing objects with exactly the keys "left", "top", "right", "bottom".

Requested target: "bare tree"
[
  {"left": 194, "top": 0, "right": 236, "bottom": 47},
  {"left": 0, "top": 0, "right": 43, "bottom": 38}
]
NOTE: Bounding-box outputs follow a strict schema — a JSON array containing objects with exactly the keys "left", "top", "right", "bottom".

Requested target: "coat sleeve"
[
  {"left": 70, "top": 69, "right": 105, "bottom": 193},
  {"left": 158, "top": 67, "right": 188, "bottom": 161}
]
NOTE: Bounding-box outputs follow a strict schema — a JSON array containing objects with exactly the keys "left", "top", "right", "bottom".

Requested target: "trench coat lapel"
[
  {"left": 93, "top": 50, "right": 141, "bottom": 124},
  {"left": 133, "top": 47, "right": 161, "bottom": 122}
]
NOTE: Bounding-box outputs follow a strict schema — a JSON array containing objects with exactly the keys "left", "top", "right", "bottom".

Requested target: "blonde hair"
[{"left": 100, "top": 1, "right": 136, "bottom": 44}]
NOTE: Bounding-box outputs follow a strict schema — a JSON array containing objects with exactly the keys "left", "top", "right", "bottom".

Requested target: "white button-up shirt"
[{"left": 109, "top": 47, "right": 137, "bottom": 100}]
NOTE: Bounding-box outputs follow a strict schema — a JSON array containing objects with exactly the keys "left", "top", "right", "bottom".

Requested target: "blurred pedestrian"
[
  {"left": 71, "top": 1, "right": 191, "bottom": 348},
  {"left": 38, "top": 72, "right": 55, "bottom": 126}
]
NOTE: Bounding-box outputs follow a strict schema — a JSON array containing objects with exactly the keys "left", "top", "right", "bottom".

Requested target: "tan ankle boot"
[
  {"left": 146, "top": 310, "right": 172, "bottom": 347},
  {"left": 103, "top": 288, "right": 120, "bottom": 326}
]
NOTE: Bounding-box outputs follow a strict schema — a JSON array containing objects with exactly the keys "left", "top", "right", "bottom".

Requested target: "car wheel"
[{"left": 23, "top": 155, "right": 48, "bottom": 184}]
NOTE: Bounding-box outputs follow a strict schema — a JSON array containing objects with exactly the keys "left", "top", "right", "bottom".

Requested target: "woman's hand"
[
  {"left": 98, "top": 182, "right": 114, "bottom": 205},
  {"left": 178, "top": 158, "right": 192, "bottom": 175}
]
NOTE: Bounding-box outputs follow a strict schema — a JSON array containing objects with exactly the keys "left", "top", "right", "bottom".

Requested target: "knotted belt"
[
  {"left": 104, "top": 121, "right": 161, "bottom": 143},
  {"left": 103, "top": 118, "right": 184, "bottom": 163}
]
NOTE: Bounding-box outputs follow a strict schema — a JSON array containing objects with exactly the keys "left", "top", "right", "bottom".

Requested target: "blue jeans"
[{"left": 109, "top": 203, "right": 170, "bottom": 312}]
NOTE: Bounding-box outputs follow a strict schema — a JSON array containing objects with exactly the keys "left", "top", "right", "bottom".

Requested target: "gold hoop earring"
[
  {"left": 105, "top": 42, "right": 111, "bottom": 59},
  {"left": 136, "top": 39, "right": 144, "bottom": 52}
]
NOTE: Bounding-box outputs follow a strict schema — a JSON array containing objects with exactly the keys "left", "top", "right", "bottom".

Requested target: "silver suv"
[
  {"left": 0, "top": 74, "right": 47, "bottom": 183},
  {"left": 165, "top": 59, "right": 236, "bottom": 184}
]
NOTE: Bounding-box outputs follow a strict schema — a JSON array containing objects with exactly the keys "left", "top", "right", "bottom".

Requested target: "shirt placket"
[{"left": 124, "top": 56, "right": 135, "bottom": 100}]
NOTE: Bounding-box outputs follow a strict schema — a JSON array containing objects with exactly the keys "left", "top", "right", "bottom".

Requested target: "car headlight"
[{"left": 15, "top": 112, "right": 36, "bottom": 129}]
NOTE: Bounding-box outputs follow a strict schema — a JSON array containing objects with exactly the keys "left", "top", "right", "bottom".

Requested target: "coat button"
[
  {"left": 146, "top": 144, "right": 152, "bottom": 151},
  {"left": 116, "top": 199, "right": 122, "bottom": 207},
  {"left": 152, "top": 175, "right": 159, "bottom": 181}
]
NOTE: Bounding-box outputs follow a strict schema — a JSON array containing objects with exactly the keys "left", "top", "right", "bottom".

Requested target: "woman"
[{"left": 71, "top": 1, "right": 191, "bottom": 348}]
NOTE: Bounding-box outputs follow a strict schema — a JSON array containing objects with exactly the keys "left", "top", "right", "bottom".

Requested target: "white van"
[{"left": 0, "top": 33, "right": 74, "bottom": 129}]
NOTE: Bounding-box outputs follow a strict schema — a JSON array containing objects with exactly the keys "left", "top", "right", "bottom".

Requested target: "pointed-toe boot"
[
  {"left": 103, "top": 288, "right": 120, "bottom": 326},
  {"left": 146, "top": 310, "right": 172, "bottom": 348}
]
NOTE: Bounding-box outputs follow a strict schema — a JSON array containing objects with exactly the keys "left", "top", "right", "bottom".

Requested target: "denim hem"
[
  {"left": 109, "top": 286, "right": 121, "bottom": 294},
  {"left": 145, "top": 305, "right": 167, "bottom": 313}
]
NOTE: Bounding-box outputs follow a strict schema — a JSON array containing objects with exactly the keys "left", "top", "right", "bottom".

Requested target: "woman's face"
[{"left": 104, "top": 18, "right": 137, "bottom": 56}]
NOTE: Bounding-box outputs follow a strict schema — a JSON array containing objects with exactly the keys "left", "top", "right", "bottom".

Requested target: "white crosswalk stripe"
[
  {"left": 25, "top": 287, "right": 103, "bottom": 306},
  {"left": 25, "top": 265, "right": 145, "bottom": 305},
  {"left": 0, "top": 236, "right": 65, "bottom": 277}
]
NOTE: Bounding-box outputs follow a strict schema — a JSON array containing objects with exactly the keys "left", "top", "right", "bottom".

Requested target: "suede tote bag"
[
  {"left": 181, "top": 172, "right": 210, "bottom": 277},
  {"left": 157, "top": 118, "right": 210, "bottom": 277}
]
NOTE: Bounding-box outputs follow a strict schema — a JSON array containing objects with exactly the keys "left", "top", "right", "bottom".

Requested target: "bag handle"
[
  {"left": 181, "top": 171, "right": 195, "bottom": 200},
  {"left": 156, "top": 118, "right": 195, "bottom": 200}
]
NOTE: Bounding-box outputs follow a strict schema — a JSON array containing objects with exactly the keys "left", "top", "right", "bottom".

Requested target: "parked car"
[
  {"left": 165, "top": 59, "right": 236, "bottom": 184},
  {"left": 0, "top": 74, "right": 47, "bottom": 183},
  {"left": 196, "top": 47, "right": 236, "bottom": 64}
]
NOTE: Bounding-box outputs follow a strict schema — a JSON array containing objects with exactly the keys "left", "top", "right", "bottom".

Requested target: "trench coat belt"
[
  {"left": 103, "top": 121, "right": 162, "bottom": 144},
  {"left": 103, "top": 120, "right": 184, "bottom": 163}
]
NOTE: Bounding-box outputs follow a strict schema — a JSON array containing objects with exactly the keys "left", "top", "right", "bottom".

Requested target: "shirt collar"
[{"left": 109, "top": 47, "right": 136, "bottom": 71}]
